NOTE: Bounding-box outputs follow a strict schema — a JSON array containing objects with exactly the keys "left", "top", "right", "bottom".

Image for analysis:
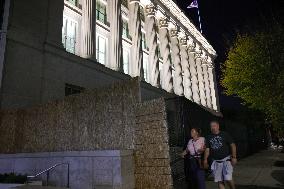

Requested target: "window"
[
  {"left": 122, "top": 20, "right": 130, "bottom": 39},
  {"left": 67, "top": 0, "right": 77, "bottom": 7},
  {"left": 143, "top": 53, "right": 149, "bottom": 82},
  {"left": 96, "top": 1, "right": 107, "bottom": 24},
  {"left": 62, "top": 16, "right": 77, "bottom": 54},
  {"left": 96, "top": 35, "right": 106, "bottom": 65},
  {"left": 65, "top": 84, "right": 84, "bottom": 96},
  {"left": 123, "top": 48, "right": 130, "bottom": 74}
]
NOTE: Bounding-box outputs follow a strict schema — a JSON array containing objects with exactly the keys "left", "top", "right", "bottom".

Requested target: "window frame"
[
  {"left": 96, "top": 0, "right": 107, "bottom": 25},
  {"left": 96, "top": 33, "right": 107, "bottom": 65},
  {"left": 62, "top": 15, "right": 78, "bottom": 54}
]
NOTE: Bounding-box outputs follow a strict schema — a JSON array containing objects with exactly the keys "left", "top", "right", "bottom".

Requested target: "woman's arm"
[
  {"left": 181, "top": 150, "right": 187, "bottom": 158},
  {"left": 197, "top": 137, "right": 206, "bottom": 153},
  {"left": 197, "top": 144, "right": 206, "bottom": 153},
  {"left": 181, "top": 140, "right": 190, "bottom": 158}
]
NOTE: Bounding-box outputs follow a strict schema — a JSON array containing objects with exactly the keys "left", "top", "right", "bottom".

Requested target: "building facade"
[{"left": 0, "top": 0, "right": 220, "bottom": 112}]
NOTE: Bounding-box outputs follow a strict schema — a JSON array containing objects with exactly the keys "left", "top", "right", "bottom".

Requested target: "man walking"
[{"left": 204, "top": 121, "right": 237, "bottom": 189}]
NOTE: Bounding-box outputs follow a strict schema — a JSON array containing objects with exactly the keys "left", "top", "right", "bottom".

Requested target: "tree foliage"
[{"left": 221, "top": 24, "right": 284, "bottom": 130}]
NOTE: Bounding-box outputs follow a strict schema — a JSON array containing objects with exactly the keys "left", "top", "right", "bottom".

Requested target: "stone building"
[
  {"left": 0, "top": 0, "right": 223, "bottom": 188},
  {"left": 0, "top": 0, "right": 220, "bottom": 113}
]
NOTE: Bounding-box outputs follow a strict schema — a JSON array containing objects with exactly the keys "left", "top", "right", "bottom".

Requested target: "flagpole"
[{"left": 196, "top": 0, "right": 203, "bottom": 33}]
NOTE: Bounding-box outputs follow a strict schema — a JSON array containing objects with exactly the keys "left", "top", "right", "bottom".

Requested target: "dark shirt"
[{"left": 206, "top": 131, "right": 234, "bottom": 160}]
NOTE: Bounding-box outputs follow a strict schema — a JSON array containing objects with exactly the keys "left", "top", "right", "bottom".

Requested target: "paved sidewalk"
[{"left": 206, "top": 149, "right": 284, "bottom": 189}]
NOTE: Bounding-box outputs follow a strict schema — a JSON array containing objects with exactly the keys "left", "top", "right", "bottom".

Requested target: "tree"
[{"left": 221, "top": 24, "right": 284, "bottom": 131}]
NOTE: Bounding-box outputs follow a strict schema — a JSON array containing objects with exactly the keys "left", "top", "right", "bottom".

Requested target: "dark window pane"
[{"left": 65, "top": 84, "right": 85, "bottom": 96}]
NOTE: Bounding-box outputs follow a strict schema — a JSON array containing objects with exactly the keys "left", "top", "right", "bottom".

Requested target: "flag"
[{"left": 187, "top": 0, "right": 198, "bottom": 9}]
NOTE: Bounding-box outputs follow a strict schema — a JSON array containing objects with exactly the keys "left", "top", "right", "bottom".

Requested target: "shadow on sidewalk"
[
  {"left": 271, "top": 170, "right": 284, "bottom": 186},
  {"left": 274, "top": 161, "right": 284, "bottom": 167},
  {"left": 236, "top": 185, "right": 284, "bottom": 189}
]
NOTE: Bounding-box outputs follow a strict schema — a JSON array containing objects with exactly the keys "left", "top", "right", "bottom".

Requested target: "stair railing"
[{"left": 27, "top": 162, "right": 70, "bottom": 188}]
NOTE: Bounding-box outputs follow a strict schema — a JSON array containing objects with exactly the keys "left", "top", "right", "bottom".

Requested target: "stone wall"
[
  {"left": 0, "top": 79, "right": 181, "bottom": 188},
  {"left": 134, "top": 98, "right": 173, "bottom": 189},
  {"left": 0, "top": 78, "right": 140, "bottom": 153}
]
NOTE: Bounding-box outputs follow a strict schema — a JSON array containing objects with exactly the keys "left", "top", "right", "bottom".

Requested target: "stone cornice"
[{"left": 151, "top": 0, "right": 217, "bottom": 57}]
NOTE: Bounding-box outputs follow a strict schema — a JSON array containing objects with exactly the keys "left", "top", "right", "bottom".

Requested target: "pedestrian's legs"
[
  {"left": 190, "top": 170, "right": 198, "bottom": 189},
  {"left": 196, "top": 169, "right": 206, "bottom": 189},
  {"left": 226, "top": 180, "right": 236, "bottom": 189},
  {"left": 218, "top": 182, "right": 225, "bottom": 189}
]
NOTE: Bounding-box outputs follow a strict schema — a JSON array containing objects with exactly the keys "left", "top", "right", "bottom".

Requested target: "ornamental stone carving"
[
  {"left": 145, "top": 3, "right": 156, "bottom": 17},
  {"left": 170, "top": 29, "right": 179, "bottom": 38},
  {"left": 159, "top": 17, "right": 169, "bottom": 28}
]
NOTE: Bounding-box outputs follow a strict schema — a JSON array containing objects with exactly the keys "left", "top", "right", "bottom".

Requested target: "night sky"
[{"left": 176, "top": 0, "right": 284, "bottom": 109}]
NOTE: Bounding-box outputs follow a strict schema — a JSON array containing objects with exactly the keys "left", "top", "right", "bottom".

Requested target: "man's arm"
[
  {"left": 204, "top": 148, "right": 210, "bottom": 160},
  {"left": 203, "top": 148, "right": 210, "bottom": 169},
  {"left": 230, "top": 143, "right": 237, "bottom": 158},
  {"left": 230, "top": 143, "right": 237, "bottom": 165}
]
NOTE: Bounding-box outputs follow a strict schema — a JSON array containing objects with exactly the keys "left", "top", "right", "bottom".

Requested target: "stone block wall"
[
  {"left": 0, "top": 78, "right": 140, "bottom": 153},
  {"left": 0, "top": 150, "right": 135, "bottom": 189},
  {"left": 134, "top": 98, "right": 173, "bottom": 189}
]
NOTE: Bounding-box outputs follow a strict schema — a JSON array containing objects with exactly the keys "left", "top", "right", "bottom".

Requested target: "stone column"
[
  {"left": 195, "top": 47, "right": 207, "bottom": 107},
  {"left": 81, "top": 0, "right": 96, "bottom": 59},
  {"left": 159, "top": 17, "right": 173, "bottom": 93},
  {"left": 170, "top": 28, "right": 183, "bottom": 96},
  {"left": 202, "top": 56, "right": 212, "bottom": 108},
  {"left": 107, "top": 0, "right": 123, "bottom": 71},
  {"left": 145, "top": 3, "right": 160, "bottom": 87},
  {"left": 180, "top": 36, "right": 192, "bottom": 100},
  {"left": 208, "top": 64, "right": 220, "bottom": 111},
  {"left": 129, "top": 0, "right": 143, "bottom": 77},
  {"left": 188, "top": 42, "right": 200, "bottom": 104}
]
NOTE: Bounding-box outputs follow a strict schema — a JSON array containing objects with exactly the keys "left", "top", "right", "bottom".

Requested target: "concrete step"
[
  {"left": 26, "top": 181, "right": 42, "bottom": 186},
  {"left": 12, "top": 186, "right": 68, "bottom": 189}
]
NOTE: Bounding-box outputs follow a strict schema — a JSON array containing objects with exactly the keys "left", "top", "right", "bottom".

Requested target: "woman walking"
[{"left": 182, "top": 128, "right": 206, "bottom": 189}]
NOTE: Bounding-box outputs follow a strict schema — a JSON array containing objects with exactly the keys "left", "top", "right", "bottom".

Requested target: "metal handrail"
[{"left": 27, "top": 163, "right": 70, "bottom": 188}]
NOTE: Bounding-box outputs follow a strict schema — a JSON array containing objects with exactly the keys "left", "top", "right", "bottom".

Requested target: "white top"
[{"left": 187, "top": 137, "right": 205, "bottom": 156}]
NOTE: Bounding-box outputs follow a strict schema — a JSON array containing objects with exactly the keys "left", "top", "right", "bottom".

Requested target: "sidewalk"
[{"left": 206, "top": 149, "right": 284, "bottom": 189}]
